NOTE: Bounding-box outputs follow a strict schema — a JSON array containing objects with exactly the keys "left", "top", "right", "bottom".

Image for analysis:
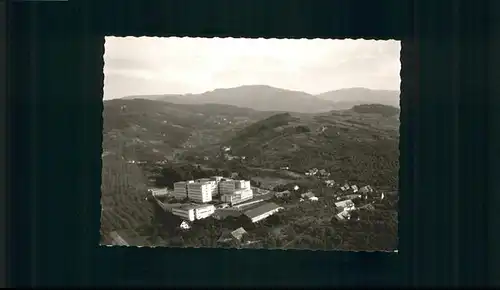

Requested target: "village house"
[
  {"left": 335, "top": 210, "right": 351, "bottom": 221},
  {"left": 360, "top": 204, "right": 375, "bottom": 210},
  {"left": 305, "top": 168, "right": 319, "bottom": 176},
  {"left": 335, "top": 199, "right": 356, "bottom": 211},
  {"left": 325, "top": 180, "right": 336, "bottom": 187},
  {"left": 343, "top": 194, "right": 362, "bottom": 200},
  {"left": 340, "top": 183, "right": 350, "bottom": 191},
  {"left": 318, "top": 169, "right": 330, "bottom": 177},
  {"left": 275, "top": 190, "right": 291, "bottom": 198},
  {"left": 301, "top": 191, "right": 316, "bottom": 199},
  {"left": 217, "top": 227, "right": 248, "bottom": 244},
  {"left": 351, "top": 185, "right": 359, "bottom": 192},
  {"left": 358, "top": 185, "right": 374, "bottom": 193},
  {"left": 179, "top": 220, "right": 191, "bottom": 230}
]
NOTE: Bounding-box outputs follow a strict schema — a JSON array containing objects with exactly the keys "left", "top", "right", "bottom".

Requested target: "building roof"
[
  {"left": 176, "top": 204, "right": 197, "bottom": 210},
  {"left": 301, "top": 191, "right": 315, "bottom": 198},
  {"left": 231, "top": 227, "right": 248, "bottom": 240},
  {"left": 335, "top": 199, "right": 354, "bottom": 208},
  {"left": 244, "top": 202, "right": 282, "bottom": 219}
]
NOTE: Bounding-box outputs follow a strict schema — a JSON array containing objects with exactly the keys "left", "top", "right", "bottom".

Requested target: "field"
[{"left": 100, "top": 153, "right": 153, "bottom": 235}]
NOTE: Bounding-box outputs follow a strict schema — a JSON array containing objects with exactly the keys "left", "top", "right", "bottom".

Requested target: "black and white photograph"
[{"left": 100, "top": 37, "right": 400, "bottom": 251}]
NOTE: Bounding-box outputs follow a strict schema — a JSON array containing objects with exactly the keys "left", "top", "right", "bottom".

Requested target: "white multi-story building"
[
  {"left": 221, "top": 188, "right": 253, "bottom": 205},
  {"left": 171, "top": 204, "right": 196, "bottom": 221},
  {"left": 171, "top": 204, "right": 215, "bottom": 221},
  {"left": 172, "top": 182, "right": 188, "bottom": 200},
  {"left": 235, "top": 180, "right": 251, "bottom": 190},
  {"left": 210, "top": 176, "right": 224, "bottom": 196},
  {"left": 219, "top": 179, "right": 251, "bottom": 195},
  {"left": 219, "top": 179, "right": 236, "bottom": 195},
  {"left": 187, "top": 181, "right": 213, "bottom": 203},
  {"left": 194, "top": 204, "right": 216, "bottom": 220}
]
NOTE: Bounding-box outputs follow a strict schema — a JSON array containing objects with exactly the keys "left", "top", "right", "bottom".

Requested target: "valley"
[{"left": 100, "top": 97, "right": 400, "bottom": 246}]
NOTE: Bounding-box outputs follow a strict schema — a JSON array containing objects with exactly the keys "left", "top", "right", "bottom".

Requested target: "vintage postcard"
[{"left": 100, "top": 37, "right": 400, "bottom": 251}]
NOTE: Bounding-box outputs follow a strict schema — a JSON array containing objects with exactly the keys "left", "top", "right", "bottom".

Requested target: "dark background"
[{"left": 5, "top": 0, "right": 499, "bottom": 287}]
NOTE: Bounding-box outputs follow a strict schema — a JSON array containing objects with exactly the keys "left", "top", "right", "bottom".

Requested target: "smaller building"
[
  {"left": 171, "top": 204, "right": 197, "bottom": 221},
  {"left": 243, "top": 202, "right": 283, "bottom": 223},
  {"left": 343, "top": 194, "right": 362, "bottom": 200},
  {"left": 148, "top": 188, "right": 169, "bottom": 196},
  {"left": 340, "top": 183, "right": 350, "bottom": 191},
  {"left": 334, "top": 199, "right": 356, "bottom": 211},
  {"left": 301, "top": 191, "right": 316, "bottom": 199},
  {"left": 351, "top": 185, "right": 359, "bottom": 192},
  {"left": 179, "top": 220, "right": 191, "bottom": 230},
  {"left": 171, "top": 203, "right": 215, "bottom": 221},
  {"left": 325, "top": 180, "right": 336, "bottom": 187},
  {"left": 275, "top": 190, "right": 291, "bottom": 198},
  {"left": 358, "top": 185, "right": 374, "bottom": 193},
  {"left": 230, "top": 227, "right": 248, "bottom": 241},
  {"left": 309, "top": 196, "right": 319, "bottom": 202},
  {"left": 335, "top": 210, "right": 351, "bottom": 221},
  {"left": 194, "top": 204, "right": 216, "bottom": 220},
  {"left": 217, "top": 227, "right": 248, "bottom": 244}
]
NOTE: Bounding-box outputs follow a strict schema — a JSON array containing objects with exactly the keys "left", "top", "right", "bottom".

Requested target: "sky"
[{"left": 103, "top": 37, "right": 401, "bottom": 100}]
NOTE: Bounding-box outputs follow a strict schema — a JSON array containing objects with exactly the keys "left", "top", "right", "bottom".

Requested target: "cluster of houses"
[
  {"left": 304, "top": 168, "right": 331, "bottom": 178},
  {"left": 334, "top": 199, "right": 357, "bottom": 221},
  {"left": 216, "top": 146, "right": 246, "bottom": 161},
  {"left": 322, "top": 179, "right": 375, "bottom": 195}
]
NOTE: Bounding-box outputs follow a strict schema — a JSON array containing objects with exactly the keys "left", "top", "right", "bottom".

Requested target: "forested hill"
[{"left": 189, "top": 106, "right": 400, "bottom": 188}]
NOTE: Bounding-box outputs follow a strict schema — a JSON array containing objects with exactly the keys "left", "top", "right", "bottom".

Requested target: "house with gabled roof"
[
  {"left": 301, "top": 191, "right": 315, "bottom": 199},
  {"left": 179, "top": 220, "right": 191, "bottom": 230},
  {"left": 217, "top": 227, "right": 248, "bottom": 245},
  {"left": 359, "top": 185, "right": 374, "bottom": 193},
  {"left": 334, "top": 199, "right": 356, "bottom": 211}
]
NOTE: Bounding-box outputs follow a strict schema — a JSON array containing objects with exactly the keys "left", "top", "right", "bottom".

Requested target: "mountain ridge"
[{"left": 121, "top": 85, "right": 399, "bottom": 113}]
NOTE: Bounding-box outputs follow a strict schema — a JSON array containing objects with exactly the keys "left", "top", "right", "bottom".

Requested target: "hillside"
[
  {"left": 351, "top": 104, "right": 400, "bottom": 117},
  {"left": 316, "top": 88, "right": 400, "bottom": 109},
  {"left": 123, "top": 85, "right": 399, "bottom": 113},
  {"left": 186, "top": 106, "right": 400, "bottom": 189},
  {"left": 102, "top": 98, "right": 278, "bottom": 161},
  {"left": 101, "top": 99, "right": 278, "bottom": 233}
]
